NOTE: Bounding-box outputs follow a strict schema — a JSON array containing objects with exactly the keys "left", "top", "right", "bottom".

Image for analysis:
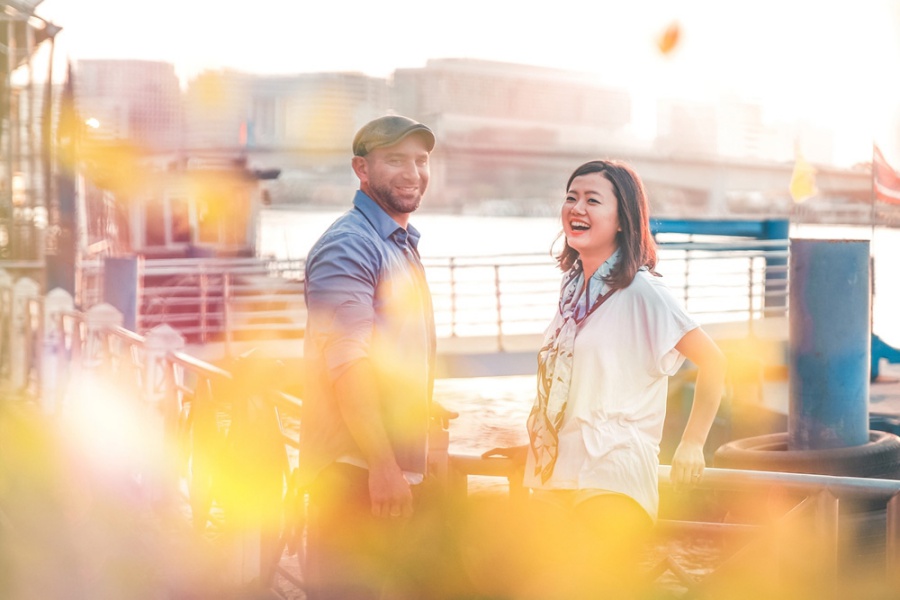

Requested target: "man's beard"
[{"left": 369, "top": 181, "right": 422, "bottom": 214}]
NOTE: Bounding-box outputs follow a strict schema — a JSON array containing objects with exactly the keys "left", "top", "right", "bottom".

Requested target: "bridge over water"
[
  {"left": 435, "top": 145, "right": 871, "bottom": 215},
  {"left": 247, "top": 145, "right": 874, "bottom": 219}
]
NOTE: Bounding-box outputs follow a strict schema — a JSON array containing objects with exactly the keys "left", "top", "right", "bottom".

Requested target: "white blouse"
[{"left": 523, "top": 269, "right": 698, "bottom": 520}]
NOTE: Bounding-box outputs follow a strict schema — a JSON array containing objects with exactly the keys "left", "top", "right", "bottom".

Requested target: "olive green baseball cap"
[{"left": 352, "top": 115, "right": 435, "bottom": 156}]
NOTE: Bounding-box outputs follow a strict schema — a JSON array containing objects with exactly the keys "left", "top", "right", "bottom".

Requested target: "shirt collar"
[{"left": 352, "top": 190, "right": 421, "bottom": 250}]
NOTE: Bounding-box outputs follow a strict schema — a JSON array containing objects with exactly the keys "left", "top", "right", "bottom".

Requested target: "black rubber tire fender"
[{"left": 713, "top": 430, "right": 900, "bottom": 479}]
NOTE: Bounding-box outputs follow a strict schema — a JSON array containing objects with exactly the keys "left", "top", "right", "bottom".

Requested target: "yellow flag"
[{"left": 789, "top": 150, "right": 818, "bottom": 203}]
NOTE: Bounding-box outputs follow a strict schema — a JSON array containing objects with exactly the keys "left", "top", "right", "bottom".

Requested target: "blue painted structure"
[
  {"left": 651, "top": 217, "right": 790, "bottom": 240},
  {"left": 652, "top": 218, "right": 789, "bottom": 309},
  {"left": 872, "top": 334, "right": 900, "bottom": 381},
  {"left": 103, "top": 256, "right": 140, "bottom": 331},
  {"left": 787, "top": 239, "right": 870, "bottom": 450},
  {"left": 651, "top": 219, "right": 893, "bottom": 391}
]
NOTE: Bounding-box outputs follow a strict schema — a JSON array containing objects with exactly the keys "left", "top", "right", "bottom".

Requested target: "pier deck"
[
  {"left": 5, "top": 315, "right": 900, "bottom": 599},
  {"left": 183, "top": 315, "right": 793, "bottom": 379},
  {"left": 5, "top": 368, "right": 900, "bottom": 600}
]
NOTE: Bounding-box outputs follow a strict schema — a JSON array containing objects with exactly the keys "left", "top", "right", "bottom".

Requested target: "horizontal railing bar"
[
  {"left": 139, "top": 315, "right": 224, "bottom": 325},
  {"left": 141, "top": 286, "right": 304, "bottom": 295},
  {"left": 655, "top": 519, "right": 760, "bottom": 536},
  {"left": 166, "top": 351, "right": 234, "bottom": 379},
  {"left": 449, "top": 455, "right": 523, "bottom": 478},
  {"left": 81, "top": 240, "right": 794, "bottom": 349},
  {"left": 272, "top": 391, "right": 303, "bottom": 411},
  {"left": 217, "top": 323, "right": 303, "bottom": 333},
  {"left": 138, "top": 317, "right": 302, "bottom": 330},
  {"left": 660, "top": 466, "right": 900, "bottom": 501},
  {"left": 106, "top": 326, "right": 146, "bottom": 345},
  {"left": 449, "top": 456, "right": 900, "bottom": 502}
]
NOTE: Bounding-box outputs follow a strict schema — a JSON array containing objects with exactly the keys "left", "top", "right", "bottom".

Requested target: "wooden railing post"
[
  {"left": 199, "top": 272, "right": 209, "bottom": 344},
  {"left": 888, "top": 493, "right": 900, "bottom": 587},
  {"left": 221, "top": 355, "right": 286, "bottom": 589},
  {"left": 813, "top": 490, "right": 840, "bottom": 592},
  {"left": 448, "top": 257, "right": 458, "bottom": 338},
  {"left": 493, "top": 264, "right": 503, "bottom": 351},
  {"left": 428, "top": 417, "right": 450, "bottom": 484},
  {"left": 82, "top": 303, "right": 123, "bottom": 370},
  {"left": 0, "top": 269, "right": 12, "bottom": 384},
  {"left": 747, "top": 257, "right": 756, "bottom": 329},
  {"left": 143, "top": 324, "right": 185, "bottom": 405},
  {"left": 11, "top": 277, "right": 40, "bottom": 390},
  {"left": 223, "top": 273, "right": 233, "bottom": 357},
  {"left": 135, "top": 325, "right": 185, "bottom": 510},
  {"left": 41, "top": 288, "right": 74, "bottom": 414}
]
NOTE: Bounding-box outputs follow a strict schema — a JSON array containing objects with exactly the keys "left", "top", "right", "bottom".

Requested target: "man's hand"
[
  {"left": 481, "top": 444, "right": 528, "bottom": 467},
  {"left": 431, "top": 402, "right": 459, "bottom": 430},
  {"left": 369, "top": 463, "right": 414, "bottom": 519}
]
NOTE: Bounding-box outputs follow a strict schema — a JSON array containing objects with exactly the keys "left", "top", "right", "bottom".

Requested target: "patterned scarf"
[{"left": 527, "top": 250, "right": 619, "bottom": 484}]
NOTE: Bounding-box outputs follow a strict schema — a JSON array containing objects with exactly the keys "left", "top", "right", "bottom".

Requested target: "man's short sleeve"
[{"left": 305, "top": 233, "right": 381, "bottom": 380}]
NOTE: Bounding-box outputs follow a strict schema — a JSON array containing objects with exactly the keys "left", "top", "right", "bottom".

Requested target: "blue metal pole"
[{"left": 788, "top": 239, "right": 870, "bottom": 450}]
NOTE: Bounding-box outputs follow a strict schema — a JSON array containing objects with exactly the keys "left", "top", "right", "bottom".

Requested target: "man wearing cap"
[{"left": 301, "top": 115, "right": 445, "bottom": 599}]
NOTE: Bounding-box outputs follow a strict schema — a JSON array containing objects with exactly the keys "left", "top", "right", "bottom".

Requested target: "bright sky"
[{"left": 29, "top": 0, "right": 900, "bottom": 166}]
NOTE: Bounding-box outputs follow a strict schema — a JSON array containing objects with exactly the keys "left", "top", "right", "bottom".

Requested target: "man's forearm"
[
  {"left": 334, "top": 359, "right": 413, "bottom": 517},
  {"left": 333, "top": 359, "right": 398, "bottom": 471}
]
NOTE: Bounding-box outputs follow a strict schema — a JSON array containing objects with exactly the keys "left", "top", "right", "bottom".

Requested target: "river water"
[{"left": 260, "top": 207, "right": 900, "bottom": 457}]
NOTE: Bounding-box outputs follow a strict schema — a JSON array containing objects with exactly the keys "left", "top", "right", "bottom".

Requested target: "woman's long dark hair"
[{"left": 554, "top": 159, "right": 658, "bottom": 289}]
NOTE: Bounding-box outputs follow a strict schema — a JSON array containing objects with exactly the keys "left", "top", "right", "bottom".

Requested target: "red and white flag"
[{"left": 873, "top": 145, "right": 900, "bottom": 205}]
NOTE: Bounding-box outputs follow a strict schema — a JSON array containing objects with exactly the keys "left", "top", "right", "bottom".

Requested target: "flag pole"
[
  {"left": 870, "top": 143, "right": 877, "bottom": 347},
  {"left": 871, "top": 143, "right": 877, "bottom": 238}
]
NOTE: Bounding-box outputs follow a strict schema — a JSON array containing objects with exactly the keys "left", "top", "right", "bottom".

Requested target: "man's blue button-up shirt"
[{"left": 301, "top": 191, "right": 436, "bottom": 479}]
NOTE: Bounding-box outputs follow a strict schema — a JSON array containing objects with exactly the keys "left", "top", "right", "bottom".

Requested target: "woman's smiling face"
[{"left": 561, "top": 171, "right": 621, "bottom": 266}]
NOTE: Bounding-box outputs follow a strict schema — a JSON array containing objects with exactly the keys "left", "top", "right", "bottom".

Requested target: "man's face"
[{"left": 354, "top": 134, "right": 431, "bottom": 222}]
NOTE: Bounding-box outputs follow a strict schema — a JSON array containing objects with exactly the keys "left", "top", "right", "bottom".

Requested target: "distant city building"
[
  {"left": 393, "top": 58, "right": 633, "bottom": 152},
  {"left": 182, "top": 69, "right": 389, "bottom": 152},
  {"left": 655, "top": 94, "right": 834, "bottom": 167},
  {"left": 249, "top": 72, "right": 389, "bottom": 151},
  {"left": 74, "top": 60, "right": 183, "bottom": 151},
  {"left": 391, "top": 58, "right": 635, "bottom": 211},
  {"left": 656, "top": 98, "right": 719, "bottom": 158},
  {"left": 793, "top": 120, "right": 835, "bottom": 166},
  {"left": 183, "top": 69, "right": 253, "bottom": 150},
  {"left": 62, "top": 57, "right": 869, "bottom": 218},
  {"left": 716, "top": 97, "right": 767, "bottom": 160}
]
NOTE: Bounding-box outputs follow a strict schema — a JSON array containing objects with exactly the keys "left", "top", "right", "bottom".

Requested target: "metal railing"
[
  {"left": 42, "top": 307, "right": 306, "bottom": 592},
  {"left": 74, "top": 241, "right": 788, "bottom": 349},
  {"left": 35, "top": 303, "right": 900, "bottom": 598},
  {"left": 79, "top": 257, "right": 307, "bottom": 343},
  {"left": 423, "top": 240, "right": 789, "bottom": 344},
  {"left": 449, "top": 457, "right": 900, "bottom": 596}
]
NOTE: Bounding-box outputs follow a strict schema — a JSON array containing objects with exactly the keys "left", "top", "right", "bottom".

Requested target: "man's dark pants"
[{"left": 305, "top": 463, "right": 462, "bottom": 600}]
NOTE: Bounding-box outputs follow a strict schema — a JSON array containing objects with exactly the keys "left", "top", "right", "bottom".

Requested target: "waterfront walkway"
[{"left": 4, "top": 356, "right": 900, "bottom": 599}]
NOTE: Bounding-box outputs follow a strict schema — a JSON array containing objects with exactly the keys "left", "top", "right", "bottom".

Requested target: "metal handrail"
[
  {"left": 39, "top": 304, "right": 900, "bottom": 597},
  {"left": 74, "top": 242, "right": 789, "bottom": 347},
  {"left": 447, "top": 455, "right": 900, "bottom": 592},
  {"left": 424, "top": 244, "right": 789, "bottom": 345}
]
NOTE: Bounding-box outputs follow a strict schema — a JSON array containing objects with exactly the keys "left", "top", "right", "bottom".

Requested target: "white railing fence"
[
  {"left": 78, "top": 257, "right": 306, "bottom": 344},
  {"left": 71, "top": 241, "right": 788, "bottom": 348},
  {"left": 423, "top": 241, "right": 789, "bottom": 342}
]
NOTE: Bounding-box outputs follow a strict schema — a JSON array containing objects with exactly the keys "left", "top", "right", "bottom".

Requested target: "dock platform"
[{"left": 5, "top": 313, "right": 900, "bottom": 599}]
